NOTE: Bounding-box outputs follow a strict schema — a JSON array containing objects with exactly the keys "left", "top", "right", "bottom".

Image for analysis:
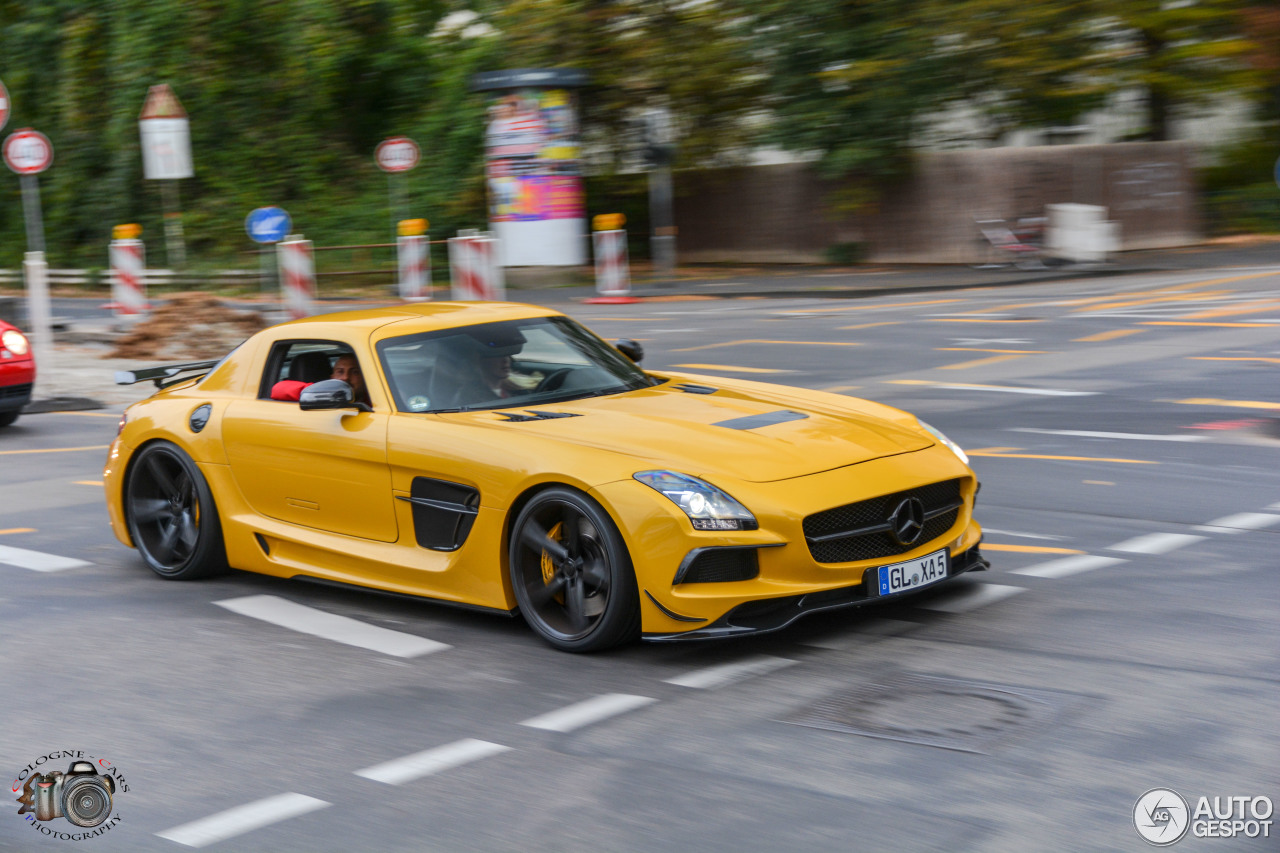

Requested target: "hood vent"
[
  {"left": 674, "top": 383, "right": 718, "bottom": 395},
  {"left": 497, "top": 410, "right": 583, "bottom": 422}
]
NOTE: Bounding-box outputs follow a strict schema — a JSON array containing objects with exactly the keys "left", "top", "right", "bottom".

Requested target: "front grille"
[
  {"left": 804, "top": 479, "right": 962, "bottom": 564},
  {"left": 677, "top": 548, "right": 759, "bottom": 584},
  {"left": 0, "top": 383, "right": 32, "bottom": 401}
]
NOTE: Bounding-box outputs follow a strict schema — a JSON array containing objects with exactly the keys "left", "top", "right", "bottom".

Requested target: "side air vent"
[{"left": 398, "top": 477, "right": 481, "bottom": 551}]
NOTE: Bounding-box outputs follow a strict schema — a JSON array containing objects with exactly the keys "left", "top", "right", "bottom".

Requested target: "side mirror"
[
  {"left": 299, "top": 379, "right": 370, "bottom": 412},
  {"left": 615, "top": 339, "right": 644, "bottom": 363}
]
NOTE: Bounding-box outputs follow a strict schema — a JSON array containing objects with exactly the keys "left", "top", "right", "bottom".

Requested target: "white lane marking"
[
  {"left": 214, "top": 595, "right": 449, "bottom": 658},
  {"left": 664, "top": 655, "right": 796, "bottom": 689},
  {"left": 355, "top": 739, "right": 511, "bottom": 785},
  {"left": 1195, "top": 513, "right": 1280, "bottom": 533},
  {"left": 156, "top": 793, "right": 330, "bottom": 848},
  {"left": 980, "top": 528, "right": 1068, "bottom": 541},
  {"left": 0, "top": 544, "right": 90, "bottom": 572},
  {"left": 1010, "top": 428, "right": 1207, "bottom": 442},
  {"left": 916, "top": 583, "right": 1025, "bottom": 613},
  {"left": 897, "top": 382, "right": 1098, "bottom": 397},
  {"left": 1108, "top": 533, "right": 1206, "bottom": 554},
  {"left": 1011, "top": 555, "right": 1126, "bottom": 578},
  {"left": 1269, "top": 502, "right": 1280, "bottom": 511},
  {"left": 520, "top": 693, "right": 657, "bottom": 733}
]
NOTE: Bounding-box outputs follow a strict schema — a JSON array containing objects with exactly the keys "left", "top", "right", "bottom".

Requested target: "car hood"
[{"left": 439, "top": 383, "right": 932, "bottom": 483}]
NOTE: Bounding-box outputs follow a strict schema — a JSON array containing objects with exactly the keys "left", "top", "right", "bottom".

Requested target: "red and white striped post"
[
  {"left": 277, "top": 235, "right": 316, "bottom": 319},
  {"left": 108, "top": 224, "right": 149, "bottom": 316},
  {"left": 397, "top": 218, "right": 430, "bottom": 301},
  {"left": 448, "top": 230, "right": 505, "bottom": 301},
  {"left": 585, "top": 214, "right": 639, "bottom": 304}
]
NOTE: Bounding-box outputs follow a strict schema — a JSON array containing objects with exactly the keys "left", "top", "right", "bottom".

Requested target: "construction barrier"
[
  {"left": 448, "top": 232, "right": 505, "bottom": 301},
  {"left": 109, "top": 238, "right": 148, "bottom": 316},
  {"left": 277, "top": 236, "right": 316, "bottom": 319},
  {"left": 397, "top": 234, "right": 430, "bottom": 301}
]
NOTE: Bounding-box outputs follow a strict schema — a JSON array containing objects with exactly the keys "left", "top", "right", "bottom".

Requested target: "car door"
[{"left": 221, "top": 339, "right": 398, "bottom": 542}]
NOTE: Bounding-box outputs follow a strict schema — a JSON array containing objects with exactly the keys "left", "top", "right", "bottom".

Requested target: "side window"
[{"left": 260, "top": 341, "right": 370, "bottom": 407}]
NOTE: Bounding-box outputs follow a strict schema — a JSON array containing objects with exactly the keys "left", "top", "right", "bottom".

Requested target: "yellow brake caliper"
[{"left": 540, "top": 521, "right": 564, "bottom": 602}]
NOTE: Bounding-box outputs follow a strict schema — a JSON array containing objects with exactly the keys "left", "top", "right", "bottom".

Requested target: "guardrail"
[{"left": 0, "top": 269, "right": 263, "bottom": 291}]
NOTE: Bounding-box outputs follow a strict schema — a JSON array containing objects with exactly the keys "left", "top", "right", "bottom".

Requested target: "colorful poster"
[{"left": 485, "top": 88, "right": 583, "bottom": 222}]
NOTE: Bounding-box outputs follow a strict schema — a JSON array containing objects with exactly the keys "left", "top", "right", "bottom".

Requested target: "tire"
[
  {"left": 125, "top": 440, "right": 226, "bottom": 579},
  {"left": 0, "top": 410, "right": 18, "bottom": 428},
  {"left": 509, "top": 487, "right": 640, "bottom": 652}
]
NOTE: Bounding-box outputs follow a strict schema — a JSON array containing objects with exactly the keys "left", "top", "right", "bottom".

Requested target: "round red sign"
[
  {"left": 375, "top": 137, "right": 419, "bottom": 173},
  {"left": 0, "top": 79, "right": 10, "bottom": 133},
  {"left": 3, "top": 128, "right": 53, "bottom": 175}
]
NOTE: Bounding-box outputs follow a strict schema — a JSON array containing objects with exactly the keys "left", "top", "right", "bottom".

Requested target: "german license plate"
[{"left": 877, "top": 549, "right": 949, "bottom": 596}]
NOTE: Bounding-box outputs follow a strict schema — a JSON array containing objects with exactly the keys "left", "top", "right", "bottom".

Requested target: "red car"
[{"left": 0, "top": 318, "right": 34, "bottom": 428}]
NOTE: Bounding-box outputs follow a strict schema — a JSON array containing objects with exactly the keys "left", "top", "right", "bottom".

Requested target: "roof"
[{"left": 271, "top": 301, "right": 564, "bottom": 337}]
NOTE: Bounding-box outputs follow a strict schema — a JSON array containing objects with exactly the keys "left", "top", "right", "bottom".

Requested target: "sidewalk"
[{"left": 16, "top": 238, "right": 1280, "bottom": 415}]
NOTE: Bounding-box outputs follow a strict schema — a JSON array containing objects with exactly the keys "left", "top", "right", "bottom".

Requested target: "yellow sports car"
[{"left": 105, "top": 302, "right": 986, "bottom": 651}]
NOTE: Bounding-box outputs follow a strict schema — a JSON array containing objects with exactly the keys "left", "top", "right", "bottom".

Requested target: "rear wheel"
[
  {"left": 0, "top": 410, "right": 18, "bottom": 428},
  {"left": 509, "top": 487, "right": 639, "bottom": 652},
  {"left": 125, "top": 441, "right": 226, "bottom": 579}
]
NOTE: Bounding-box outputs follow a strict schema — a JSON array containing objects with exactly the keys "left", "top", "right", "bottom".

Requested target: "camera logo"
[
  {"left": 12, "top": 752, "right": 126, "bottom": 841},
  {"left": 1134, "top": 788, "right": 1190, "bottom": 846}
]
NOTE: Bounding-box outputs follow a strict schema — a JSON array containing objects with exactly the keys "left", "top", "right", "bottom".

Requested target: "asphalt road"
[{"left": 3, "top": 266, "right": 1280, "bottom": 852}]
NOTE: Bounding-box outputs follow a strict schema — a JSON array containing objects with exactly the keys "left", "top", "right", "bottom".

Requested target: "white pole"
[{"left": 23, "top": 251, "right": 52, "bottom": 389}]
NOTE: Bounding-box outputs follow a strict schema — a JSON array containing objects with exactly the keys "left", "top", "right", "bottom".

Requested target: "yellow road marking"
[
  {"left": 982, "top": 544, "right": 1085, "bottom": 555},
  {"left": 1188, "top": 356, "right": 1280, "bottom": 364},
  {"left": 0, "top": 528, "right": 36, "bottom": 535},
  {"left": 671, "top": 339, "right": 863, "bottom": 353},
  {"left": 1074, "top": 329, "right": 1146, "bottom": 342},
  {"left": 930, "top": 318, "right": 1043, "bottom": 324},
  {"left": 936, "top": 348, "right": 1047, "bottom": 354},
  {"left": 938, "top": 354, "right": 1028, "bottom": 370},
  {"left": 1077, "top": 289, "right": 1234, "bottom": 312},
  {"left": 837, "top": 321, "right": 900, "bottom": 330},
  {"left": 0, "top": 445, "right": 109, "bottom": 456},
  {"left": 1141, "top": 321, "right": 1274, "bottom": 328},
  {"left": 968, "top": 447, "right": 1023, "bottom": 453},
  {"left": 775, "top": 299, "right": 963, "bottom": 315},
  {"left": 1173, "top": 398, "right": 1280, "bottom": 410},
  {"left": 970, "top": 450, "right": 1158, "bottom": 465},
  {"left": 590, "top": 318, "right": 652, "bottom": 322},
  {"left": 75, "top": 480, "right": 104, "bottom": 487},
  {"left": 1177, "top": 299, "right": 1280, "bottom": 320},
  {"left": 671, "top": 364, "right": 788, "bottom": 374}
]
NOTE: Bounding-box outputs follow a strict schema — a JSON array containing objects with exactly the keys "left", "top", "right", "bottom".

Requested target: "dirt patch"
[{"left": 107, "top": 292, "right": 266, "bottom": 360}]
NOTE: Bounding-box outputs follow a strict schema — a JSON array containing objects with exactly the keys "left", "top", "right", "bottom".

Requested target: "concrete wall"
[{"left": 674, "top": 142, "right": 1200, "bottom": 263}]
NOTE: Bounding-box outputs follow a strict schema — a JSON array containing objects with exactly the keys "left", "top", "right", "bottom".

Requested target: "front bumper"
[
  {"left": 643, "top": 543, "right": 990, "bottom": 641},
  {"left": 0, "top": 358, "right": 34, "bottom": 412}
]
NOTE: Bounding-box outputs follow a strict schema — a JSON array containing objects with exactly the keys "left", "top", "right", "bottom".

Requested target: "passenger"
[
  {"left": 330, "top": 354, "right": 371, "bottom": 406},
  {"left": 270, "top": 352, "right": 371, "bottom": 407}
]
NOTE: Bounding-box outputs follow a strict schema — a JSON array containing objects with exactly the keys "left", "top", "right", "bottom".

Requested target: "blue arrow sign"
[{"left": 245, "top": 206, "right": 291, "bottom": 244}]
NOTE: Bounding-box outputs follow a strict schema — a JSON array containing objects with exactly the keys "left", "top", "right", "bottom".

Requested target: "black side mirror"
[
  {"left": 615, "top": 339, "right": 644, "bottom": 363},
  {"left": 299, "top": 379, "right": 371, "bottom": 412}
]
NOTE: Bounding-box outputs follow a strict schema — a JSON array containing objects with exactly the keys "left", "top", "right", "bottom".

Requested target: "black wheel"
[
  {"left": 509, "top": 487, "right": 640, "bottom": 652},
  {"left": 534, "top": 367, "right": 573, "bottom": 393},
  {"left": 125, "top": 441, "right": 226, "bottom": 579},
  {"left": 0, "top": 410, "right": 18, "bottom": 428}
]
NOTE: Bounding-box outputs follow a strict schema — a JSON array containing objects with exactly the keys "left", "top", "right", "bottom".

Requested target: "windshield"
[{"left": 377, "top": 316, "right": 654, "bottom": 413}]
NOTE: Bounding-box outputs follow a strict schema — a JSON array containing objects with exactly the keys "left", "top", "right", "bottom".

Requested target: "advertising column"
[{"left": 470, "top": 69, "right": 588, "bottom": 267}]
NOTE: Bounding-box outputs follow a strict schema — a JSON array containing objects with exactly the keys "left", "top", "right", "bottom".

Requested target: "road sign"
[
  {"left": 0, "top": 78, "right": 10, "bottom": 132},
  {"left": 376, "top": 137, "right": 419, "bottom": 173},
  {"left": 139, "top": 84, "right": 192, "bottom": 180},
  {"left": 245, "top": 207, "right": 292, "bottom": 244},
  {"left": 3, "top": 129, "right": 53, "bottom": 175}
]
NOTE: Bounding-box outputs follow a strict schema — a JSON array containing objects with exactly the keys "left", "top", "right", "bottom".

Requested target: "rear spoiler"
[{"left": 115, "top": 359, "right": 222, "bottom": 389}]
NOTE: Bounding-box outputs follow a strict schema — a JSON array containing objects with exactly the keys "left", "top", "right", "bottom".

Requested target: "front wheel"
[
  {"left": 0, "top": 410, "right": 19, "bottom": 428},
  {"left": 125, "top": 441, "right": 226, "bottom": 579},
  {"left": 509, "top": 487, "right": 640, "bottom": 652}
]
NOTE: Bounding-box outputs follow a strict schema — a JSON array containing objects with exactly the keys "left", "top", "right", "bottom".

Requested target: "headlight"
[
  {"left": 918, "top": 420, "right": 969, "bottom": 465},
  {"left": 1, "top": 329, "right": 28, "bottom": 356},
  {"left": 633, "top": 471, "right": 758, "bottom": 531}
]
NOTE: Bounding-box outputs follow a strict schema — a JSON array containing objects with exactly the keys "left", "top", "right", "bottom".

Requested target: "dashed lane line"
[
  {"left": 0, "top": 528, "right": 35, "bottom": 535},
  {"left": 156, "top": 793, "right": 330, "bottom": 848},
  {"left": 884, "top": 380, "right": 1098, "bottom": 396},
  {"left": 969, "top": 450, "right": 1158, "bottom": 465},
  {"left": 520, "top": 693, "right": 657, "bottom": 733},
  {"left": 1107, "top": 533, "right": 1207, "bottom": 555},
  {"left": 1009, "top": 428, "right": 1207, "bottom": 443},
  {"left": 670, "top": 363, "right": 791, "bottom": 374},
  {"left": 214, "top": 595, "right": 450, "bottom": 658},
  {"left": 982, "top": 544, "right": 1083, "bottom": 555},
  {"left": 1194, "top": 513, "right": 1280, "bottom": 534},
  {"left": 355, "top": 739, "right": 511, "bottom": 786},
  {"left": 0, "top": 444, "right": 109, "bottom": 456},
  {"left": 916, "top": 583, "right": 1026, "bottom": 613},
  {"left": 1011, "top": 555, "right": 1127, "bottom": 579},
  {"left": 0, "top": 544, "right": 90, "bottom": 572},
  {"left": 664, "top": 655, "right": 796, "bottom": 689}
]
